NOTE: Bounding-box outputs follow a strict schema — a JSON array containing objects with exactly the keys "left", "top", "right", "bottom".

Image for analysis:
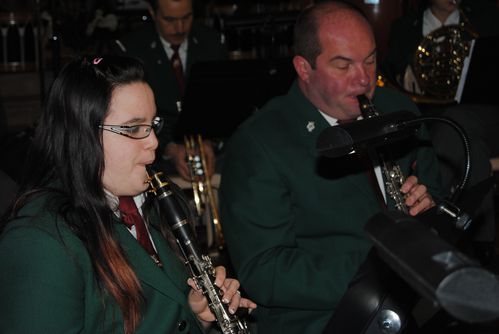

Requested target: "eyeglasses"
[{"left": 99, "top": 116, "right": 164, "bottom": 139}]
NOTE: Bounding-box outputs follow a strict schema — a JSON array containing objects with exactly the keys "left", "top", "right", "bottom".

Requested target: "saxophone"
[
  {"left": 380, "top": 158, "right": 409, "bottom": 214},
  {"left": 145, "top": 166, "right": 249, "bottom": 334},
  {"left": 357, "top": 95, "right": 409, "bottom": 213}
]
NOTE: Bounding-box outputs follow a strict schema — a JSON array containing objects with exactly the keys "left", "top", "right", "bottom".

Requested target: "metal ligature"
[
  {"left": 357, "top": 95, "right": 409, "bottom": 214},
  {"left": 184, "top": 134, "right": 225, "bottom": 251},
  {"left": 357, "top": 94, "right": 379, "bottom": 119},
  {"left": 145, "top": 166, "right": 249, "bottom": 334}
]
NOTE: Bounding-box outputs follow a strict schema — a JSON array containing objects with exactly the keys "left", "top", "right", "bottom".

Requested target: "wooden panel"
[
  {"left": 348, "top": 0, "right": 405, "bottom": 62},
  {"left": 0, "top": 72, "right": 41, "bottom": 132}
]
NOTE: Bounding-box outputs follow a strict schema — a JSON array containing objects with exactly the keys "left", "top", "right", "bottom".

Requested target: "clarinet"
[
  {"left": 357, "top": 95, "right": 409, "bottom": 213},
  {"left": 145, "top": 166, "right": 249, "bottom": 334}
]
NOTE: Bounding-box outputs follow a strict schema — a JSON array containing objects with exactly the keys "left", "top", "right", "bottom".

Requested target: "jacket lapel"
[
  {"left": 284, "top": 82, "right": 331, "bottom": 158},
  {"left": 115, "top": 224, "right": 189, "bottom": 309},
  {"left": 185, "top": 31, "right": 203, "bottom": 79},
  {"left": 284, "top": 81, "right": 379, "bottom": 203},
  {"left": 149, "top": 226, "right": 190, "bottom": 293},
  {"left": 148, "top": 33, "right": 181, "bottom": 98}
]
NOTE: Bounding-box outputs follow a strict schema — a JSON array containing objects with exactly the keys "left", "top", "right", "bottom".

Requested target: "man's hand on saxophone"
[
  {"left": 400, "top": 175, "right": 436, "bottom": 216},
  {"left": 187, "top": 266, "right": 257, "bottom": 327}
]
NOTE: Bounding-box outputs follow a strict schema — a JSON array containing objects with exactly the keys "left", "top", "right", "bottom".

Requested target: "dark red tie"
[
  {"left": 337, "top": 119, "right": 387, "bottom": 210},
  {"left": 170, "top": 44, "right": 184, "bottom": 96},
  {"left": 119, "top": 196, "right": 162, "bottom": 266}
]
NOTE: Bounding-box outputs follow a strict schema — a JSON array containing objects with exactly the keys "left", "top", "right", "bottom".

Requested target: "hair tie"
[{"left": 93, "top": 57, "right": 103, "bottom": 65}]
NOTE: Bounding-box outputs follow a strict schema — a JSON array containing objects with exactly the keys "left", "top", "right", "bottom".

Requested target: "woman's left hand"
[{"left": 187, "top": 266, "right": 257, "bottom": 324}]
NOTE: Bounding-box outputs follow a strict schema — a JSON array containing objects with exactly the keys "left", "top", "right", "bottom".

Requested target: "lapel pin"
[{"left": 306, "top": 121, "right": 315, "bottom": 132}]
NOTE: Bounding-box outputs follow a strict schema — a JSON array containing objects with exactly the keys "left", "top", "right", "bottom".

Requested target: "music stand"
[{"left": 175, "top": 58, "right": 295, "bottom": 140}]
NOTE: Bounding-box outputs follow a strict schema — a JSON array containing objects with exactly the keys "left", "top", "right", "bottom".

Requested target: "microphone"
[{"left": 316, "top": 109, "right": 421, "bottom": 158}]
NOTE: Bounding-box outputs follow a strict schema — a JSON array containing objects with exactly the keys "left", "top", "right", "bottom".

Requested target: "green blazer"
[
  {"left": 0, "top": 194, "right": 203, "bottom": 334},
  {"left": 219, "top": 82, "right": 443, "bottom": 333},
  {"left": 117, "top": 23, "right": 228, "bottom": 152}
]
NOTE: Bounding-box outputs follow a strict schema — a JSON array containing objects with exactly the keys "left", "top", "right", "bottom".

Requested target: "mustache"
[{"left": 171, "top": 32, "right": 187, "bottom": 38}]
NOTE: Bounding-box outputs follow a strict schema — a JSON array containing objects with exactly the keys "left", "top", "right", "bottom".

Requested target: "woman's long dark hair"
[{"left": 2, "top": 55, "right": 148, "bottom": 333}]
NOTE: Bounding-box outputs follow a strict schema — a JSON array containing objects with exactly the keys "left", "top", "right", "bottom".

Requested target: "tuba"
[
  {"left": 411, "top": 9, "right": 478, "bottom": 101},
  {"left": 184, "top": 134, "right": 225, "bottom": 252}
]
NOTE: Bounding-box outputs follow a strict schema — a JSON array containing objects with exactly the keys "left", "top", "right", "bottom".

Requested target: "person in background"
[
  {"left": 0, "top": 55, "right": 255, "bottom": 334},
  {"left": 115, "top": 0, "right": 229, "bottom": 180},
  {"left": 219, "top": 1, "right": 443, "bottom": 333},
  {"left": 383, "top": 0, "right": 499, "bottom": 94}
]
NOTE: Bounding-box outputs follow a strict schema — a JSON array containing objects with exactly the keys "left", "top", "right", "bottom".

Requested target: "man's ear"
[{"left": 293, "top": 55, "right": 312, "bottom": 83}]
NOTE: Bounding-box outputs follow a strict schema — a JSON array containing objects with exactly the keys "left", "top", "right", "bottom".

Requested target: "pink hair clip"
[{"left": 93, "top": 57, "right": 103, "bottom": 65}]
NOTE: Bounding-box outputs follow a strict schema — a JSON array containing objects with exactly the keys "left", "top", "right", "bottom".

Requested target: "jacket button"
[{"left": 177, "top": 320, "right": 187, "bottom": 331}]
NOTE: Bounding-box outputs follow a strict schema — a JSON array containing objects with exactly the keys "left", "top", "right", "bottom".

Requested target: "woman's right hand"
[{"left": 187, "top": 266, "right": 257, "bottom": 325}]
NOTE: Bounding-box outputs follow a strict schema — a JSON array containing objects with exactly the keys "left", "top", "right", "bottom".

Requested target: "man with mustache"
[{"left": 116, "top": 0, "right": 228, "bottom": 180}]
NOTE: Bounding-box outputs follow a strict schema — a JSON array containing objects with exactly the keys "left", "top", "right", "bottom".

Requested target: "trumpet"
[{"left": 184, "top": 134, "right": 225, "bottom": 251}]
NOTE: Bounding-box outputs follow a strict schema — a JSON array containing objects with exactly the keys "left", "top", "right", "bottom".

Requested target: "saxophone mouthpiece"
[{"left": 356, "top": 94, "right": 379, "bottom": 119}]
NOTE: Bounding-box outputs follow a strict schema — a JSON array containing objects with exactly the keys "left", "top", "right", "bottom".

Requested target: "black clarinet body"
[{"left": 145, "top": 166, "right": 249, "bottom": 334}]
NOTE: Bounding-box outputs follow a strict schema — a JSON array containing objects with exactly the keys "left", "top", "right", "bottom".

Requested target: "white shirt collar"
[
  {"left": 104, "top": 189, "right": 146, "bottom": 216},
  {"left": 318, "top": 109, "right": 360, "bottom": 126},
  {"left": 423, "top": 7, "right": 460, "bottom": 36},
  {"left": 159, "top": 36, "right": 188, "bottom": 71}
]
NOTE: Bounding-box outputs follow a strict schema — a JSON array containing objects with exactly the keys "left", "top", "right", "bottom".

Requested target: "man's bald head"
[{"left": 293, "top": 1, "right": 371, "bottom": 69}]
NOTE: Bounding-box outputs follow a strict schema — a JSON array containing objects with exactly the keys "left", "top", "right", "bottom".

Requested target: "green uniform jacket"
[
  {"left": 219, "top": 82, "right": 443, "bottom": 333},
  {"left": 0, "top": 193, "right": 203, "bottom": 334},
  {"left": 117, "top": 23, "right": 228, "bottom": 151}
]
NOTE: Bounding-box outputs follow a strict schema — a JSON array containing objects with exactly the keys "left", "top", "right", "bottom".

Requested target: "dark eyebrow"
[
  {"left": 329, "top": 55, "right": 352, "bottom": 63},
  {"left": 329, "top": 48, "right": 377, "bottom": 63},
  {"left": 123, "top": 117, "right": 147, "bottom": 125},
  {"left": 364, "top": 48, "right": 377, "bottom": 60}
]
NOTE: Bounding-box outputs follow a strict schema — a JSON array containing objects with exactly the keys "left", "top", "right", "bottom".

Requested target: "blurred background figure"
[
  {"left": 383, "top": 0, "right": 499, "bottom": 101},
  {"left": 114, "top": 0, "right": 228, "bottom": 181}
]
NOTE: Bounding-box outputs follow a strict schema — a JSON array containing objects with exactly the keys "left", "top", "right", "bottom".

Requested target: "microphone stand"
[
  {"left": 357, "top": 92, "right": 473, "bottom": 229},
  {"left": 391, "top": 115, "right": 473, "bottom": 232},
  {"left": 322, "top": 110, "right": 499, "bottom": 334},
  {"left": 398, "top": 116, "right": 472, "bottom": 205}
]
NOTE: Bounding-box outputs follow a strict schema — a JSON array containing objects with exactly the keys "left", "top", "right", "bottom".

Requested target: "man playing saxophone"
[{"left": 219, "top": 2, "right": 443, "bottom": 333}]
